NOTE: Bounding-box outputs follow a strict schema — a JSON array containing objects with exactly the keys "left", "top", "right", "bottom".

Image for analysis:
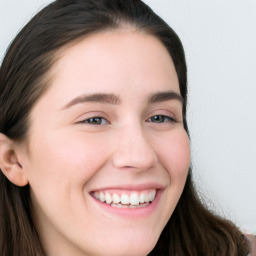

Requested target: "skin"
[{"left": 14, "top": 30, "right": 190, "bottom": 256}]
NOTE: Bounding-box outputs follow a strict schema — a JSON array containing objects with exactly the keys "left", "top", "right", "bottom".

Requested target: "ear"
[{"left": 0, "top": 133, "right": 28, "bottom": 187}]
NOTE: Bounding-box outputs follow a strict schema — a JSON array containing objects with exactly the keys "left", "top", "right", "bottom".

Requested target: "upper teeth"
[{"left": 92, "top": 189, "right": 156, "bottom": 206}]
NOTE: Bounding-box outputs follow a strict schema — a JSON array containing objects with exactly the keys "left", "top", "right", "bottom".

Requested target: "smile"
[{"left": 92, "top": 189, "right": 156, "bottom": 208}]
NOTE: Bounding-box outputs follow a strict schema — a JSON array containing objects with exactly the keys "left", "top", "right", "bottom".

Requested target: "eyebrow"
[
  {"left": 148, "top": 91, "right": 183, "bottom": 104},
  {"left": 61, "top": 90, "right": 183, "bottom": 110},
  {"left": 62, "top": 93, "right": 121, "bottom": 109}
]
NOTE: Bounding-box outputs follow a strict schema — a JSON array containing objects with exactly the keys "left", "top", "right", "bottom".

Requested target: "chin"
[
  {"left": 98, "top": 231, "right": 159, "bottom": 256},
  {"left": 103, "top": 245, "right": 156, "bottom": 256}
]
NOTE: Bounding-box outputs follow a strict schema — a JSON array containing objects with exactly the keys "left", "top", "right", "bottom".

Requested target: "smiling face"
[{"left": 19, "top": 30, "right": 190, "bottom": 256}]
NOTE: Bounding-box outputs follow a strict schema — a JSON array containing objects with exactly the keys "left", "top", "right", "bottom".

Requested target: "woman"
[{"left": 0, "top": 0, "right": 254, "bottom": 255}]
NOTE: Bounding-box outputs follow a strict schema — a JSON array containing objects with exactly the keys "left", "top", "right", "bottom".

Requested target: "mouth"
[{"left": 91, "top": 189, "right": 157, "bottom": 209}]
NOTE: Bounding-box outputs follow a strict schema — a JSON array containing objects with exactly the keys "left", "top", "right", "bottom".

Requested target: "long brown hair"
[{"left": 0, "top": 0, "right": 248, "bottom": 255}]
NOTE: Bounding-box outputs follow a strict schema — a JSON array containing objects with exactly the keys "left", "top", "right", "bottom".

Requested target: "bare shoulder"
[{"left": 245, "top": 234, "right": 256, "bottom": 256}]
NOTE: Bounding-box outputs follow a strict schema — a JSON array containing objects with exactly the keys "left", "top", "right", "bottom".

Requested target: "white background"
[{"left": 0, "top": 0, "right": 255, "bottom": 231}]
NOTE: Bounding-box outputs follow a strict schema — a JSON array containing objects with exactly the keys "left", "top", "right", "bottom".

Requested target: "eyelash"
[
  {"left": 147, "top": 115, "right": 176, "bottom": 123},
  {"left": 79, "top": 115, "right": 176, "bottom": 125},
  {"left": 81, "top": 117, "right": 109, "bottom": 125}
]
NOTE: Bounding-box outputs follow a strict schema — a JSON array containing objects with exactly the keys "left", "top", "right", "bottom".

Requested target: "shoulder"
[{"left": 244, "top": 234, "right": 256, "bottom": 256}]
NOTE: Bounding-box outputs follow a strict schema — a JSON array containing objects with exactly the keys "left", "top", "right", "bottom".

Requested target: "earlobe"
[{"left": 0, "top": 133, "right": 28, "bottom": 187}]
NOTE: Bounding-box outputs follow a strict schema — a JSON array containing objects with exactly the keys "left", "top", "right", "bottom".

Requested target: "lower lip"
[{"left": 90, "top": 190, "right": 162, "bottom": 218}]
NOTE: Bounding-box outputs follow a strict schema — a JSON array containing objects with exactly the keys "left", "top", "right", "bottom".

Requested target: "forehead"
[{"left": 36, "top": 30, "right": 180, "bottom": 110}]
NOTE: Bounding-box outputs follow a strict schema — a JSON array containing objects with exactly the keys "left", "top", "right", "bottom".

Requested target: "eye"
[
  {"left": 147, "top": 115, "right": 176, "bottom": 123},
  {"left": 81, "top": 117, "right": 109, "bottom": 125}
]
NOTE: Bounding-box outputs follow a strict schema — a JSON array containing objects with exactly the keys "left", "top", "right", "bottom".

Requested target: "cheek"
[
  {"left": 156, "top": 129, "right": 190, "bottom": 179},
  {"left": 26, "top": 130, "right": 111, "bottom": 189},
  {"left": 150, "top": 129, "right": 190, "bottom": 228}
]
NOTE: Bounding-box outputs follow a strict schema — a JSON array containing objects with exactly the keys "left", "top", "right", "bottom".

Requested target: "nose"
[{"left": 111, "top": 123, "right": 157, "bottom": 171}]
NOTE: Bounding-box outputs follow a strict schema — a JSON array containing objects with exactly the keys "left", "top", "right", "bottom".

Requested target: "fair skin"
[{"left": 0, "top": 30, "right": 190, "bottom": 256}]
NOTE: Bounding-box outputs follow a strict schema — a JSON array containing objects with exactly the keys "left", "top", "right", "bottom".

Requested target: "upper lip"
[{"left": 90, "top": 182, "right": 165, "bottom": 193}]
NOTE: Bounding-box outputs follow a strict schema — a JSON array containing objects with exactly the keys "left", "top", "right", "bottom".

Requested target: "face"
[{"left": 19, "top": 30, "right": 190, "bottom": 256}]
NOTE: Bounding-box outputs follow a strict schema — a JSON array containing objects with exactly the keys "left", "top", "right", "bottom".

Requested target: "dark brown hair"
[{"left": 0, "top": 0, "right": 248, "bottom": 255}]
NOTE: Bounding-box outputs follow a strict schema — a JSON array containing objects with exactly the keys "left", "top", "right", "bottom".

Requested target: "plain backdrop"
[{"left": 0, "top": 0, "right": 255, "bottom": 231}]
